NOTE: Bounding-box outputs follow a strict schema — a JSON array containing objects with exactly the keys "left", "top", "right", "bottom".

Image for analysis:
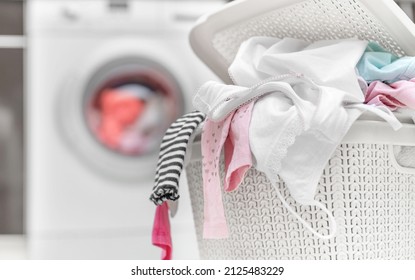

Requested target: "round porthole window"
[
  {"left": 84, "top": 70, "right": 180, "bottom": 156},
  {"left": 59, "top": 56, "right": 186, "bottom": 181}
]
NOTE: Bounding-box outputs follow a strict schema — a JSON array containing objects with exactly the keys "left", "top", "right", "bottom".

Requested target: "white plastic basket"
[
  {"left": 185, "top": 0, "right": 415, "bottom": 259},
  {"left": 186, "top": 122, "right": 415, "bottom": 259}
]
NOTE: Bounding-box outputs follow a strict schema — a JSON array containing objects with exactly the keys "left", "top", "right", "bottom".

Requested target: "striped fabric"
[{"left": 150, "top": 111, "right": 206, "bottom": 205}]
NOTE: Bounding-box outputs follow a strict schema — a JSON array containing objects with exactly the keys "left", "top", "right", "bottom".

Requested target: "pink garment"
[
  {"left": 365, "top": 78, "right": 415, "bottom": 110},
  {"left": 201, "top": 103, "right": 253, "bottom": 239},
  {"left": 152, "top": 202, "right": 172, "bottom": 260},
  {"left": 224, "top": 103, "right": 254, "bottom": 192},
  {"left": 201, "top": 114, "right": 234, "bottom": 239}
]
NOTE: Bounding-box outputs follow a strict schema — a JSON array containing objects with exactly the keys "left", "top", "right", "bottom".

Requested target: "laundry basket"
[{"left": 185, "top": 0, "right": 415, "bottom": 259}]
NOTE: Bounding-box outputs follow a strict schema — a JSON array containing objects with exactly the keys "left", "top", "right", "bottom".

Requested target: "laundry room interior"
[
  {"left": 1, "top": 0, "right": 415, "bottom": 260},
  {"left": 0, "top": 0, "right": 228, "bottom": 260}
]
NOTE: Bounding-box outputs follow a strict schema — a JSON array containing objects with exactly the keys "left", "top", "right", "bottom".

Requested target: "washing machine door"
[{"left": 59, "top": 47, "right": 186, "bottom": 181}]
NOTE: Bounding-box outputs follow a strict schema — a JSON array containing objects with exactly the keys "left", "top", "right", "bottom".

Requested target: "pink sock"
[{"left": 152, "top": 202, "right": 172, "bottom": 260}]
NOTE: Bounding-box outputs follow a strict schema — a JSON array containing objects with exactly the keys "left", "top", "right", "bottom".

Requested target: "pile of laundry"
[
  {"left": 96, "top": 87, "right": 145, "bottom": 152},
  {"left": 89, "top": 84, "right": 167, "bottom": 155},
  {"left": 149, "top": 37, "right": 415, "bottom": 259}
]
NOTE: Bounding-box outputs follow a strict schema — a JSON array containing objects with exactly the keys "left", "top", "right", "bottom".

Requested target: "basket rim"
[{"left": 190, "top": 0, "right": 415, "bottom": 83}]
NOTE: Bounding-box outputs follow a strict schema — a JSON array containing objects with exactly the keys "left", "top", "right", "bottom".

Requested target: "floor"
[{"left": 0, "top": 235, "right": 27, "bottom": 260}]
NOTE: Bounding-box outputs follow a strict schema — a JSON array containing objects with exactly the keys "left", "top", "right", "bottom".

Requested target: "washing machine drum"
[{"left": 60, "top": 57, "right": 185, "bottom": 181}]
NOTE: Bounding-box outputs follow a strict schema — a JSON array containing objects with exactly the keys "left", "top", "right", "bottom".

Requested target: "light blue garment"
[{"left": 357, "top": 41, "right": 415, "bottom": 83}]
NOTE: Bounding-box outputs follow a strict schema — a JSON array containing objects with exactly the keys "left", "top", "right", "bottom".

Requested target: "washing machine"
[{"left": 26, "top": 0, "right": 224, "bottom": 259}]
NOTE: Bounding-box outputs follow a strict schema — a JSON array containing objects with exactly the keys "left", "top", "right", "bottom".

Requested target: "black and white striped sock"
[{"left": 150, "top": 111, "right": 206, "bottom": 205}]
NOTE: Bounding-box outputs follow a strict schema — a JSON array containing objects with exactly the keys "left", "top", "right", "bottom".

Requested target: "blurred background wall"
[{"left": 0, "top": 0, "right": 24, "bottom": 235}]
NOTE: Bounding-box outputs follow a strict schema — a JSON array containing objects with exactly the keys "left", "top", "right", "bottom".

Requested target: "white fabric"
[
  {"left": 194, "top": 75, "right": 316, "bottom": 122},
  {"left": 232, "top": 38, "right": 367, "bottom": 202},
  {"left": 193, "top": 82, "right": 247, "bottom": 121},
  {"left": 194, "top": 37, "right": 402, "bottom": 239},
  {"left": 229, "top": 37, "right": 367, "bottom": 102}
]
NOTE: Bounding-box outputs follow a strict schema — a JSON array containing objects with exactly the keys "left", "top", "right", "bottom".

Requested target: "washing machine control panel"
[
  {"left": 28, "top": 0, "right": 226, "bottom": 34},
  {"left": 27, "top": 0, "right": 158, "bottom": 33}
]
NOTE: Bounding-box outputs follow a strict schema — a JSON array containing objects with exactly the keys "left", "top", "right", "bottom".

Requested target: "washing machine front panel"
[
  {"left": 27, "top": 36, "right": 200, "bottom": 259},
  {"left": 27, "top": 0, "right": 224, "bottom": 259},
  {"left": 27, "top": 34, "right": 202, "bottom": 259}
]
